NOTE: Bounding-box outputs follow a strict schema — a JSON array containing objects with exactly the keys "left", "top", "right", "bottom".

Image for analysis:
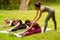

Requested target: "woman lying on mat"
[
  {"left": 0, "top": 18, "right": 24, "bottom": 28},
  {"left": 14, "top": 20, "right": 41, "bottom": 37},
  {"left": 8, "top": 19, "right": 29, "bottom": 32},
  {"left": 0, "top": 18, "right": 14, "bottom": 28}
]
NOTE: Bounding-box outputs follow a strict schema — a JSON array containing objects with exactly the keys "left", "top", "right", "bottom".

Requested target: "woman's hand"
[
  {"left": 31, "top": 20, "right": 36, "bottom": 23},
  {"left": 7, "top": 29, "right": 12, "bottom": 32}
]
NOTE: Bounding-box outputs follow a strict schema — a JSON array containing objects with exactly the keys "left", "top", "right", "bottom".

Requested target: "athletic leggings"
[
  {"left": 44, "top": 10, "right": 57, "bottom": 32},
  {"left": 11, "top": 24, "right": 27, "bottom": 32}
]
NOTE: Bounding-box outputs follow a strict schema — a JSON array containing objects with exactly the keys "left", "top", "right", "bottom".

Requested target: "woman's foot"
[{"left": 14, "top": 34, "right": 23, "bottom": 38}]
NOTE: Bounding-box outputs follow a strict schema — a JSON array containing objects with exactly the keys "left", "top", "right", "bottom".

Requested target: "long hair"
[{"left": 34, "top": 2, "right": 41, "bottom": 8}]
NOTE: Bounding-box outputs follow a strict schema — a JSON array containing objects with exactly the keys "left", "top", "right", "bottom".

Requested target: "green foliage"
[
  {"left": 0, "top": 0, "right": 60, "bottom": 10},
  {"left": 0, "top": 0, "right": 20, "bottom": 10}
]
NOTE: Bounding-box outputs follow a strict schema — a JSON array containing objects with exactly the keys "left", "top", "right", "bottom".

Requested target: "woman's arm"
[
  {"left": 35, "top": 10, "right": 42, "bottom": 22},
  {"left": 23, "top": 10, "right": 39, "bottom": 33},
  {"left": 0, "top": 24, "right": 11, "bottom": 28},
  {"left": 33, "top": 10, "right": 39, "bottom": 20},
  {"left": 25, "top": 22, "right": 34, "bottom": 32},
  {"left": 1, "top": 20, "right": 13, "bottom": 28},
  {"left": 8, "top": 22, "right": 20, "bottom": 32},
  {"left": 20, "top": 10, "right": 42, "bottom": 36},
  {"left": 20, "top": 23, "right": 34, "bottom": 36},
  {"left": 23, "top": 10, "right": 42, "bottom": 32}
]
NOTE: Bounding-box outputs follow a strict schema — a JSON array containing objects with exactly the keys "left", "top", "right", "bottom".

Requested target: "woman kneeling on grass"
[{"left": 14, "top": 20, "right": 41, "bottom": 37}]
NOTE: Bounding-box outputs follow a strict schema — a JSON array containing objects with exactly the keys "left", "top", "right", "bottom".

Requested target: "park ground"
[{"left": 0, "top": 4, "right": 60, "bottom": 40}]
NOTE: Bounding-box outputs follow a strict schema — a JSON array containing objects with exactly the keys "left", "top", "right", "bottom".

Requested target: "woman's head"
[
  {"left": 25, "top": 20, "right": 31, "bottom": 26},
  {"left": 5, "top": 18, "right": 10, "bottom": 23},
  {"left": 13, "top": 19, "right": 18, "bottom": 25},
  {"left": 34, "top": 2, "right": 41, "bottom": 9}
]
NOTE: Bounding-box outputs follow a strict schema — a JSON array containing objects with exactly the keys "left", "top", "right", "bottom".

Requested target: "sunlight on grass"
[{"left": 0, "top": 10, "right": 60, "bottom": 40}]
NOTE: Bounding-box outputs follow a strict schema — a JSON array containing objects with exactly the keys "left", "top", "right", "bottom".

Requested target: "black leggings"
[
  {"left": 44, "top": 10, "right": 57, "bottom": 32},
  {"left": 11, "top": 24, "right": 27, "bottom": 32}
]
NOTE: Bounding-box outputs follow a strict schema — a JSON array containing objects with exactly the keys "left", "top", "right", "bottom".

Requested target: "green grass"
[{"left": 0, "top": 6, "right": 60, "bottom": 40}]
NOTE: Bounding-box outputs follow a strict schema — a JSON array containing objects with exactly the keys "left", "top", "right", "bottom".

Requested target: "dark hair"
[
  {"left": 34, "top": 2, "right": 41, "bottom": 7},
  {"left": 25, "top": 20, "right": 31, "bottom": 24},
  {"left": 25, "top": 20, "right": 31, "bottom": 26}
]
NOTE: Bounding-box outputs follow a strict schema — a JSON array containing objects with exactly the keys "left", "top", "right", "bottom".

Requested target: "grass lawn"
[{"left": 0, "top": 5, "right": 60, "bottom": 40}]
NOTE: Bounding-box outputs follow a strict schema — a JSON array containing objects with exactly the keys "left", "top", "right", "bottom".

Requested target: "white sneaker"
[
  {"left": 46, "top": 28, "right": 52, "bottom": 31},
  {"left": 41, "top": 27, "right": 52, "bottom": 33},
  {"left": 14, "top": 34, "right": 22, "bottom": 38}
]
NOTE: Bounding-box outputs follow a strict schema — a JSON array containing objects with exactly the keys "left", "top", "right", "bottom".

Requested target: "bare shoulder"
[{"left": 40, "top": 6, "right": 44, "bottom": 11}]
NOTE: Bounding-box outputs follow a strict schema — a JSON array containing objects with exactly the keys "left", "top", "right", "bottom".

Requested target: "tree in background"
[
  {"left": 19, "top": 0, "right": 30, "bottom": 10},
  {"left": 0, "top": 0, "right": 10, "bottom": 9},
  {"left": 19, "top": 0, "right": 40, "bottom": 10},
  {"left": 40, "top": 0, "right": 56, "bottom": 2},
  {"left": 0, "top": 0, "right": 59, "bottom": 10},
  {"left": 34, "top": 0, "right": 40, "bottom": 3}
]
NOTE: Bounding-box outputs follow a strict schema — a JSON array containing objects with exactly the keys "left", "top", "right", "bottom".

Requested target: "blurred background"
[{"left": 0, "top": 0, "right": 60, "bottom": 10}]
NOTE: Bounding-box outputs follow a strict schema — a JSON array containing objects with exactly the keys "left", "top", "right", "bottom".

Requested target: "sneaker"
[{"left": 14, "top": 34, "right": 22, "bottom": 38}]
